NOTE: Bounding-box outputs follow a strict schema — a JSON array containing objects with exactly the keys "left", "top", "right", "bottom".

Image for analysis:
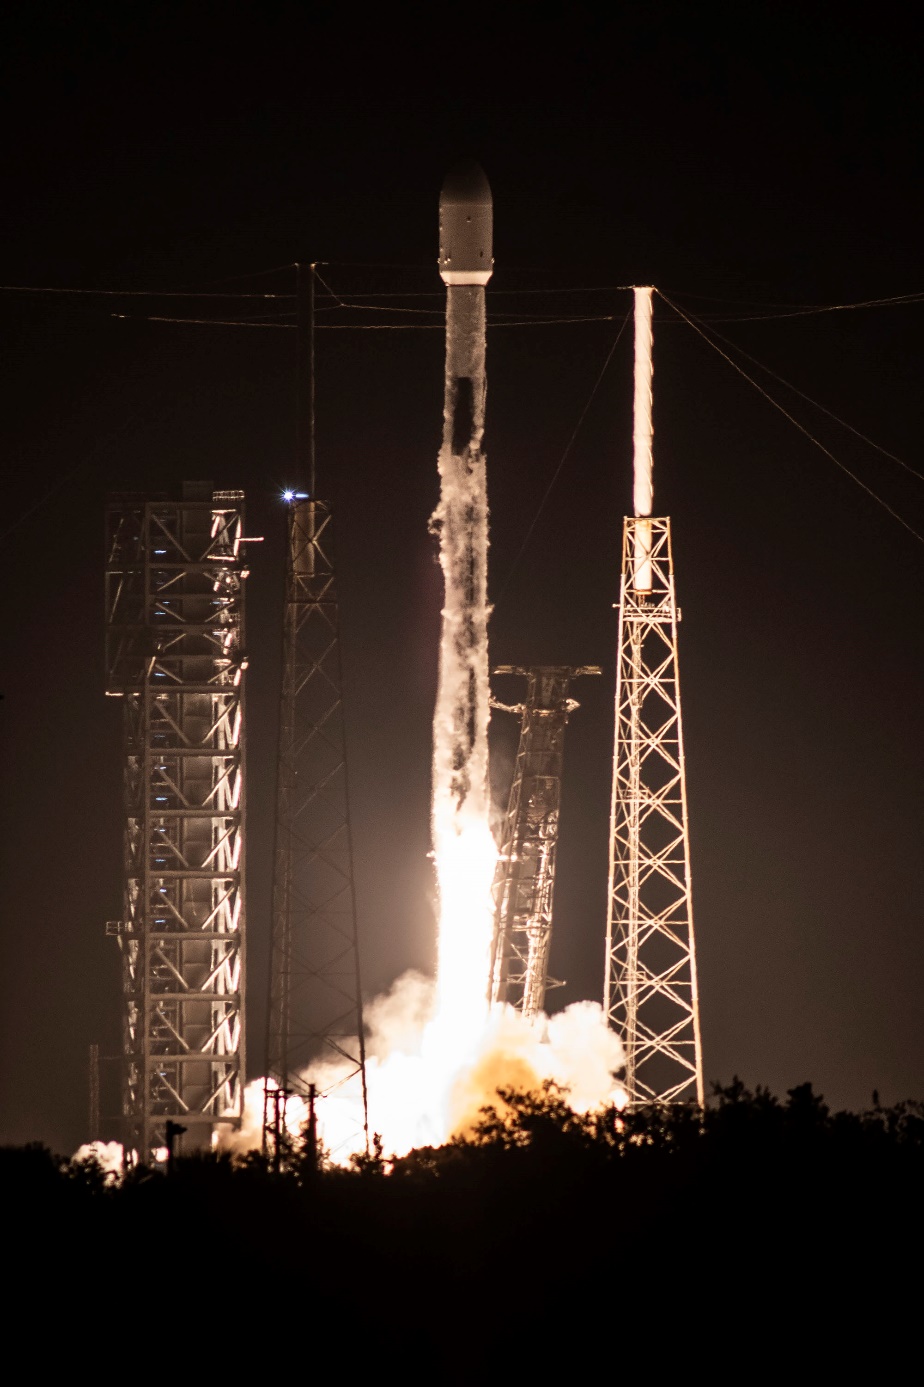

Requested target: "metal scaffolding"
[
  {"left": 490, "top": 665, "right": 601, "bottom": 1018},
  {"left": 264, "top": 497, "right": 368, "bottom": 1157},
  {"left": 105, "top": 482, "right": 248, "bottom": 1159},
  {"left": 605, "top": 515, "right": 703, "bottom": 1105}
]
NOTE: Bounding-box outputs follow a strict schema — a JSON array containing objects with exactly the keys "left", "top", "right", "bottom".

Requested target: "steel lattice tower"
[
  {"left": 105, "top": 483, "right": 248, "bottom": 1158},
  {"left": 264, "top": 500, "right": 368, "bottom": 1130},
  {"left": 604, "top": 289, "right": 704, "bottom": 1106},
  {"left": 490, "top": 665, "right": 601, "bottom": 1017},
  {"left": 264, "top": 264, "right": 368, "bottom": 1159}
]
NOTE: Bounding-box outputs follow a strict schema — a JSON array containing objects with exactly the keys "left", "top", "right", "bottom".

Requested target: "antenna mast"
[
  {"left": 604, "top": 287, "right": 703, "bottom": 1105},
  {"left": 264, "top": 263, "right": 369, "bottom": 1161}
]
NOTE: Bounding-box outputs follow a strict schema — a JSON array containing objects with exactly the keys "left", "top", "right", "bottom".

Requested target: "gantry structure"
[
  {"left": 105, "top": 482, "right": 248, "bottom": 1159},
  {"left": 490, "top": 665, "right": 600, "bottom": 1018},
  {"left": 605, "top": 288, "right": 703, "bottom": 1106},
  {"left": 263, "top": 263, "right": 368, "bottom": 1161}
]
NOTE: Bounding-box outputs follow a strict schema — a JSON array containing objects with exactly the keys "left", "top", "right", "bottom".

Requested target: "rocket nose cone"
[{"left": 440, "top": 159, "right": 492, "bottom": 208}]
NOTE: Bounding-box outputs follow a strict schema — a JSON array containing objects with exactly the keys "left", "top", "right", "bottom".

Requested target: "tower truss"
[
  {"left": 490, "top": 665, "right": 601, "bottom": 1018},
  {"left": 264, "top": 497, "right": 368, "bottom": 1155},
  {"left": 605, "top": 515, "right": 703, "bottom": 1105},
  {"left": 105, "top": 483, "right": 248, "bottom": 1159}
]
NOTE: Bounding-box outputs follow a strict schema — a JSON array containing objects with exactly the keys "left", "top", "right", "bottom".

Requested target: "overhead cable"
[
  {"left": 674, "top": 311, "right": 924, "bottom": 485},
  {"left": 658, "top": 291, "right": 924, "bottom": 546},
  {"left": 497, "top": 309, "right": 632, "bottom": 601}
]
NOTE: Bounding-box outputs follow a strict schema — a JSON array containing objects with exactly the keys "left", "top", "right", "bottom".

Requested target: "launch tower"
[
  {"left": 105, "top": 482, "right": 248, "bottom": 1158},
  {"left": 605, "top": 289, "right": 703, "bottom": 1105},
  {"left": 490, "top": 665, "right": 600, "bottom": 1017}
]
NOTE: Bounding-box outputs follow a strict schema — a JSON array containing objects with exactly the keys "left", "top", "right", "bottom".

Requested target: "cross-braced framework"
[
  {"left": 491, "top": 665, "right": 601, "bottom": 1018},
  {"left": 105, "top": 483, "right": 247, "bottom": 1159},
  {"left": 264, "top": 498, "right": 368, "bottom": 1158},
  {"left": 605, "top": 516, "right": 703, "bottom": 1105}
]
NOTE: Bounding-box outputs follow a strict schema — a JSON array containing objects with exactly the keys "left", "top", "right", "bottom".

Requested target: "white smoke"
[
  {"left": 71, "top": 1139, "right": 125, "bottom": 1180},
  {"left": 228, "top": 972, "right": 624, "bottom": 1164}
]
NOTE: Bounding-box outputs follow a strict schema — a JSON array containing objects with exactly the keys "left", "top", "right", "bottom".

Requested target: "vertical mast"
[
  {"left": 604, "top": 288, "right": 703, "bottom": 1106},
  {"left": 264, "top": 262, "right": 368, "bottom": 1159}
]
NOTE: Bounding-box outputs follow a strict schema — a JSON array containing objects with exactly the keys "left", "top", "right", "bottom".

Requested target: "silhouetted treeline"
[{"left": 5, "top": 1081, "right": 921, "bottom": 1371}]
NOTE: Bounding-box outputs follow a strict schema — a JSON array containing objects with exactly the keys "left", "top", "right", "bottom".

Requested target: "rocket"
[
  {"left": 432, "top": 162, "right": 494, "bottom": 823},
  {"left": 438, "top": 161, "right": 493, "bottom": 462}
]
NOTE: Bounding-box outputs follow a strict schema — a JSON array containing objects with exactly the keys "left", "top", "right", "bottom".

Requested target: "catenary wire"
[
  {"left": 658, "top": 291, "right": 924, "bottom": 546},
  {"left": 676, "top": 312, "right": 924, "bottom": 485},
  {"left": 0, "top": 283, "right": 292, "bottom": 299},
  {"left": 110, "top": 312, "right": 621, "bottom": 329},
  {"left": 497, "top": 309, "right": 632, "bottom": 602}
]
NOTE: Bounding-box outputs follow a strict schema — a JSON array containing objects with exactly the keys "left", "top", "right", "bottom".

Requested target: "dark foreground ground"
[{"left": 5, "top": 1081, "right": 921, "bottom": 1374}]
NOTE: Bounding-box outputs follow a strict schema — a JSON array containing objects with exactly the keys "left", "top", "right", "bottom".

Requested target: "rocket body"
[
  {"left": 430, "top": 164, "right": 497, "bottom": 1039},
  {"left": 432, "top": 163, "right": 494, "bottom": 828}
]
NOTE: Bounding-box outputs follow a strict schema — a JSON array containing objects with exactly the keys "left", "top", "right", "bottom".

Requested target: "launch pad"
[{"left": 101, "top": 183, "right": 705, "bottom": 1165}]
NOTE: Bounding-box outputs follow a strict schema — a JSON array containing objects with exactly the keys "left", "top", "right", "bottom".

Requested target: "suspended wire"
[
  {"left": 665, "top": 287, "right": 924, "bottom": 323},
  {"left": 0, "top": 408, "right": 153, "bottom": 545},
  {"left": 6, "top": 272, "right": 924, "bottom": 322},
  {"left": 327, "top": 284, "right": 639, "bottom": 300},
  {"left": 677, "top": 312, "right": 924, "bottom": 485},
  {"left": 662, "top": 289, "right": 826, "bottom": 309},
  {"left": 658, "top": 291, "right": 924, "bottom": 546},
  {"left": 311, "top": 264, "right": 625, "bottom": 321},
  {"left": 111, "top": 313, "right": 291, "bottom": 327},
  {"left": 110, "top": 311, "right": 620, "bottom": 329},
  {"left": 714, "top": 291, "right": 924, "bottom": 322},
  {"left": 178, "top": 261, "right": 298, "bottom": 289},
  {"left": 497, "top": 309, "right": 632, "bottom": 601},
  {"left": 0, "top": 283, "right": 292, "bottom": 299},
  {"left": 312, "top": 264, "right": 345, "bottom": 308}
]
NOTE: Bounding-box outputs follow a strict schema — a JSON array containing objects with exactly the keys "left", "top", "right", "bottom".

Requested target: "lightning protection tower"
[
  {"left": 105, "top": 482, "right": 248, "bottom": 1159},
  {"left": 264, "top": 263, "right": 369, "bottom": 1161},
  {"left": 604, "top": 288, "right": 704, "bottom": 1106},
  {"left": 490, "top": 664, "right": 601, "bottom": 1018}
]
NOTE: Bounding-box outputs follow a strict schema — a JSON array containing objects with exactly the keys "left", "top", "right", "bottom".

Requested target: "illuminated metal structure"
[
  {"left": 105, "top": 482, "right": 248, "bottom": 1158},
  {"left": 605, "top": 288, "right": 704, "bottom": 1106},
  {"left": 490, "top": 665, "right": 600, "bottom": 1017},
  {"left": 264, "top": 265, "right": 368, "bottom": 1160}
]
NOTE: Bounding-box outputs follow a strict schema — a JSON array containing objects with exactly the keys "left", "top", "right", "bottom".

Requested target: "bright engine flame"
[{"left": 431, "top": 813, "right": 497, "bottom": 1057}]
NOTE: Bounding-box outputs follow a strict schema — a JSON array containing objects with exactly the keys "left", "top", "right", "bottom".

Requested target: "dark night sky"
[{"left": 1, "top": 4, "right": 923, "bottom": 1151}]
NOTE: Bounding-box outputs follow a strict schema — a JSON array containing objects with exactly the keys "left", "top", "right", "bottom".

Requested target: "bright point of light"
[{"left": 282, "top": 489, "right": 295, "bottom": 502}]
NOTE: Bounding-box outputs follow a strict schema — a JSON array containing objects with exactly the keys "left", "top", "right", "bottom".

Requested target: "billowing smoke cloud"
[
  {"left": 228, "top": 972, "right": 624, "bottom": 1164},
  {"left": 71, "top": 1140, "right": 125, "bottom": 1179}
]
